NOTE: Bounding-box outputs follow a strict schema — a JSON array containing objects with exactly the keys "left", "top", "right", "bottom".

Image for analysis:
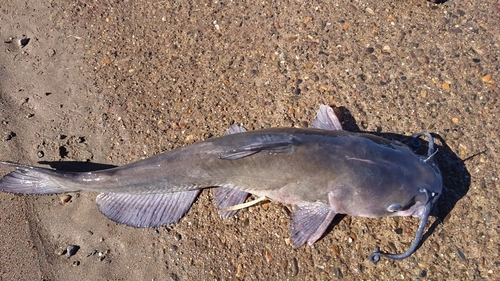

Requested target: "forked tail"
[{"left": 0, "top": 161, "right": 77, "bottom": 194}]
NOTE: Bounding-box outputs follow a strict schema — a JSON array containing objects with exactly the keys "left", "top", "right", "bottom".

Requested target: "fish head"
[
  {"left": 329, "top": 142, "right": 442, "bottom": 220},
  {"left": 372, "top": 141, "right": 443, "bottom": 219}
]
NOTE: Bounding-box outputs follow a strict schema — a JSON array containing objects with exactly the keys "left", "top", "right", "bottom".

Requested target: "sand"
[{"left": 0, "top": 0, "right": 498, "bottom": 280}]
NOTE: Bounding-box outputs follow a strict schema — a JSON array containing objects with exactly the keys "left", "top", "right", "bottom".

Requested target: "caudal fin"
[{"left": 0, "top": 162, "right": 75, "bottom": 194}]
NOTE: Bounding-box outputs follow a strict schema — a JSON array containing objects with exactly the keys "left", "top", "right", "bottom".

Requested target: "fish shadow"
[
  {"left": 328, "top": 106, "right": 471, "bottom": 246},
  {"left": 38, "top": 161, "right": 117, "bottom": 172}
]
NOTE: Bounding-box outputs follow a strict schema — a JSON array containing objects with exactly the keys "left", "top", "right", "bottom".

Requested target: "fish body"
[{"left": 0, "top": 105, "right": 442, "bottom": 262}]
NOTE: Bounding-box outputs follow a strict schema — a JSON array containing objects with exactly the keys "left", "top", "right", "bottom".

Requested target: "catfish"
[{"left": 0, "top": 105, "right": 442, "bottom": 263}]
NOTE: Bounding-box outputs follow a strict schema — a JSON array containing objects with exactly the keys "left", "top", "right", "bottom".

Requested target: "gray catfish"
[{"left": 0, "top": 105, "right": 442, "bottom": 263}]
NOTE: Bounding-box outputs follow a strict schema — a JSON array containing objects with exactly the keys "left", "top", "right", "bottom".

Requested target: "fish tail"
[{"left": 0, "top": 161, "right": 77, "bottom": 194}]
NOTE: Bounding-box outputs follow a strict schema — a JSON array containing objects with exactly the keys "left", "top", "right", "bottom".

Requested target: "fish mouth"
[
  {"left": 411, "top": 189, "right": 440, "bottom": 218},
  {"left": 369, "top": 189, "right": 440, "bottom": 264}
]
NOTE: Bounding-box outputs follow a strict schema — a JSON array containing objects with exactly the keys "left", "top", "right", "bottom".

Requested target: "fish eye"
[{"left": 387, "top": 203, "right": 403, "bottom": 212}]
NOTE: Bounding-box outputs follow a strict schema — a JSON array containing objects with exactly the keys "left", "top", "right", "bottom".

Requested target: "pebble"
[
  {"left": 481, "top": 74, "right": 492, "bottom": 83},
  {"left": 456, "top": 247, "right": 466, "bottom": 260},
  {"left": 332, "top": 267, "right": 343, "bottom": 278},
  {"left": 442, "top": 83, "right": 451, "bottom": 90},
  {"left": 235, "top": 263, "right": 244, "bottom": 278},
  {"left": 484, "top": 211, "right": 492, "bottom": 224},
  {"left": 264, "top": 249, "right": 271, "bottom": 263},
  {"left": 19, "top": 37, "right": 30, "bottom": 47},
  {"left": 56, "top": 248, "right": 67, "bottom": 256},
  {"left": 66, "top": 245, "right": 80, "bottom": 257},
  {"left": 4, "top": 131, "right": 16, "bottom": 141},
  {"left": 288, "top": 258, "right": 298, "bottom": 276},
  {"left": 331, "top": 244, "right": 340, "bottom": 256},
  {"left": 431, "top": 241, "right": 440, "bottom": 252},
  {"left": 356, "top": 85, "right": 367, "bottom": 92},
  {"left": 174, "top": 232, "right": 182, "bottom": 241},
  {"left": 60, "top": 194, "right": 72, "bottom": 204},
  {"left": 37, "top": 151, "right": 44, "bottom": 158}
]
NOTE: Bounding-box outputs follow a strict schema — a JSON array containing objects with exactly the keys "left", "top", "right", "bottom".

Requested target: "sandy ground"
[{"left": 0, "top": 0, "right": 498, "bottom": 280}]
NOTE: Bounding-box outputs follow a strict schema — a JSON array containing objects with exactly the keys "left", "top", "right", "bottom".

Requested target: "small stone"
[
  {"left": 37, "top": 151, "right": 45, "bottom": 158},
  {"left": 332, "top": 267, "right": 343, "bottom": 278},
  {"left": 365, "top": 47, "right": 375, "bottom": 54},
  {"left": 235, "top": 263, "right": 244, "bottom": 278},
  {"left": 185, "top": 135, "right": 194, "bottom": 143},
  {"left": 261, "top": 202, "right": 269, "bottom": 211},
  {"left": 349, "top": 232, "right": 357, "bottom": 241},
  {"left": 431, "top": 241, "right": 440, "bottom": 252},
  {"left": 174, "top": 233, "right": 182, "bottom": 241},
  {"left": 19, "top": 38, "right": 30, "bottom": 47},
  {"left": 342, "top": 23, "right": 349, "bottom": 30},
  {"left": 284, "top": 238, "right": 291, "bottom": 246},
  {"left": 66, "top": 245, "right": 80, "bottom": 257},
  {"left": 289, "top": 257, "right": 299, "bottom": 276},
  {"left": 72, "top": 260, "right": 80, "bottom": 266},
  {"left": 5, "top": 131, "right": 16, "bottom": 141},
  {"left": 356, "top": 85, "right": 367, "bottom": 92},
  {"left": 420, "top": 90, "right": 427, "bottom": 98},
  {"left": 60, "top": 194, "right": 72, "bottom": 204},
  {"left": 451, "top": 117, "right": 460, "bottom": 124},
  {"left": 331, "top": 245, "right": 340, "bottom": 256},
  {"left": 46, "top": 49, "right": 56, "bottom": 57},
  {"left": 264, "top": 249, "right": 271, "bottom": 263},
  {"left": 456, "top": 248, "right": 466, "bottom": 260},
  {"left": 442, "top": 83, "right": 451, "bottom": 90},
  {"left": 481, "top": 74, "right": 492, "bottom": 83},
  {"left": 101, "top": 56, "right": 111, "bottom": 66},
  {"left": 56, "top": 248, "right": 67, "bottom": 256}
]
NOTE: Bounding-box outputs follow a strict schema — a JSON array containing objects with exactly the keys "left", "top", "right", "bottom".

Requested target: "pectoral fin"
[
  {"left": 96, "top": 190, "right": 200, "bottom": 228},
  {"left": 290, "top": 203, "right": 336, "bottom": 248}
]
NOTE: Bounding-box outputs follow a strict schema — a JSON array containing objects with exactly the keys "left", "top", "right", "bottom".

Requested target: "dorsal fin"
[{"left": 310, "top": 105, "right": 343, "bottom": 131}]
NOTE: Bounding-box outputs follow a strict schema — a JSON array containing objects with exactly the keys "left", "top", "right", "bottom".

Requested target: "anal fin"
[
  {"left": 96, "top": 190, "right": 200, "bottom": 228},
  {"left": 214, "top": 187, "right": 249, "bottom": 218},
  {"left": 290, "top": 203, "right": 336, "bottom": 248}
]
